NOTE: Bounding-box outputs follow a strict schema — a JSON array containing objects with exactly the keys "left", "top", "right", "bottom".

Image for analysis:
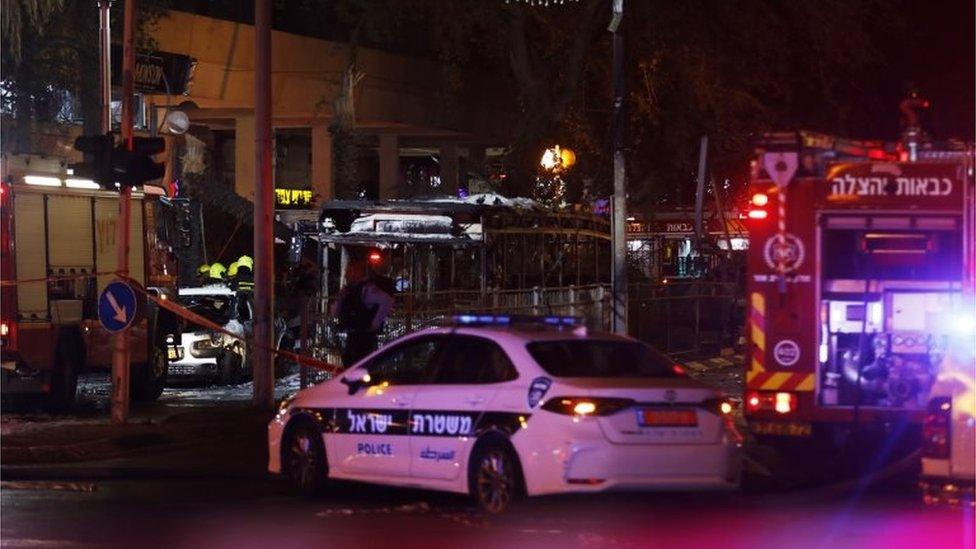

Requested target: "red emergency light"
[
  {"left": 747, "top": 192, "right": 769, "bottom": 219},
  {"left": 367, "top": 249, "right": 383, "bottom": 266}
]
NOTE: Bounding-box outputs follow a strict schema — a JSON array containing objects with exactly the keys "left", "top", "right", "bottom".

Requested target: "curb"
[{"left": 0, "top": 463, "right": 271, "bottom": 483}]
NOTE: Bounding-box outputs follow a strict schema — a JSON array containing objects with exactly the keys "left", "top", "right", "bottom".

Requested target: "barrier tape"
[
  {"left": 1, "top": 270, "right": 343, "bottom": 375},
  {"left": 141, "top": 287, "right": 342, "bottom": 375},
  {"left": 1, "top": 270, "right": 122, "bottom": 287}
]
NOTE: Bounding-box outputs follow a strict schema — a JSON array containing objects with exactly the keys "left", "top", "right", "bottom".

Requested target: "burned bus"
[{"left": 308, "top": 195, "right": 613, "bottom": 343}]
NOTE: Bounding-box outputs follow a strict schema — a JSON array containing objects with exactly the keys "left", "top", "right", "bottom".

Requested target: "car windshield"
[
  {"left": 182, "top": 295, "right": 233, "bottom": 327},
  {"left": 527, "top": 339, "right": 678, "bottom": 378}
]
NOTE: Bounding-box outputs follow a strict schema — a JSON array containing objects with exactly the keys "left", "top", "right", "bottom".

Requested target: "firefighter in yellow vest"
[
  {"left": 208, "top": 262, "right": 227, "bottom": 284},
  {"left": 234, "top": 255, "right": 254, "bottom": 291},
  {"left": 196, "top": 263, "right": 211, "bottom": 285}
]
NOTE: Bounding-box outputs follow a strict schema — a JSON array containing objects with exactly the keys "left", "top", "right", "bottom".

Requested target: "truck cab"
[{"left": 1, "top": 156, "right": 180, "bottom": 406}]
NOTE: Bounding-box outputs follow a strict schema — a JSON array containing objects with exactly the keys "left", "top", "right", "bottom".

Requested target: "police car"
[{"left": 268, "top": 315, "right": 743, "bottom": 513}]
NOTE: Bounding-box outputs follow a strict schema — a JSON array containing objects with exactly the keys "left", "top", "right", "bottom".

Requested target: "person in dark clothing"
[{"left": 331, "top": 260, "right": 394, "bottom": 367}]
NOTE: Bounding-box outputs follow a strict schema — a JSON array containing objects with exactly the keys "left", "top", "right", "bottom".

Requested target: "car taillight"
[
  {"left": 923, "top": 397, "right": 951, "bottom": 459},
  {"left": 745, "top": 391, "right": 796, "bottom": 414},
  {"left": 541, "top": 397, "right": 634, "bottom": 417},
  {"left": 702, "top": 397, "right": 735, "bottom": 416}
]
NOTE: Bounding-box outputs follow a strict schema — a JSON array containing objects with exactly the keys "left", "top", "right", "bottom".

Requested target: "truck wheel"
[
  {"left": 131, "top": 345, "right": 167, "bottom": 402},
  {"left": 49, "top": 343, "right": 80, "bottom": 410}
]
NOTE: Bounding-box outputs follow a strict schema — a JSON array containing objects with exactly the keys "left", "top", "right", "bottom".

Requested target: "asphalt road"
[
  {"left": 4, "top": 360, "right": 970, "bottom": 548},
  {"left": 1, "top": 475, "right": 972, "bottom": 549}
]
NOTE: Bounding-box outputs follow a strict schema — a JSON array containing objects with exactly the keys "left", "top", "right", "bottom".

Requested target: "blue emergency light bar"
[{"left": 449, "top": 314, "right": 582, "bottom": 327}]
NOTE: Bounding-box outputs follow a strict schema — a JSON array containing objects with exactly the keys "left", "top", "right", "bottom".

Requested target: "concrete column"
[
  {"left": 234, "top": 114, "right": 255, "bottom": 200},
  {"left": 311, "top": 123, "right": 334, "bottom": 205},
  {"left": 379, "top": 134, "right": 399, "bottom": 199},
  {"left": 440, "top": 142, "right": 459, "bottom": 196},
  {"left": 467, "top": 145, "right": 486, "bottom": 177}
]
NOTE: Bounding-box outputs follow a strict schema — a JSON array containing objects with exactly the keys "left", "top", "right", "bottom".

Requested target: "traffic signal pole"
[
  {"left": 98, "top": 1, "right": 111, "bottom": 134},
  {"left": 111, "top": 0, "right": 137, "bottom": 424},
  {"left": 610, "top": 0, "right": 628, "bottom": 335},
  {"left": 253, "top": 0, "right": 275, "bottom": 409}
]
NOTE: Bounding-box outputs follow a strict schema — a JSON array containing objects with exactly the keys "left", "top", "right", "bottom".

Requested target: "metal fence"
[
  {"left": 628, "top": 281, "right": 743, "bottom": 356},
  {"left": 297, "top": 280, "right": 742, "bottom": 373},
  {"left": 300, "top": 284, "right": 612, "bottom": 368}
]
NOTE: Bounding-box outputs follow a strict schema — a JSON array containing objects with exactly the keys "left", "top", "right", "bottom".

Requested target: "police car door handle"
[
  {"left": 465, "top": 396, "right": 486, "bottom": 405},
  {"left": 392, "top": 397, "right": 412, "bottom": 407}
]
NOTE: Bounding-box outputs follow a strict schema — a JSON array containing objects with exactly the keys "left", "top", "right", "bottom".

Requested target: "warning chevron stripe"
[
  {"left": 747, "top": 372, "right": 816, "bottom": 392},
  {"left": 748, "top": 292, "right": 766, "bottom": 378}
]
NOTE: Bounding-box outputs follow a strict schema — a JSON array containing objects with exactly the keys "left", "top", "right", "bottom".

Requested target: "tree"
[
  {"left": 329, "top": 0, "right": 898, "bottom": 209},
  {"left": 1, "top": 0, "right": 168, "bottom": 152}
]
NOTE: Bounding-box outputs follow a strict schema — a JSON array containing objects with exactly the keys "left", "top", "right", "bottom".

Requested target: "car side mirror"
[{"left": 340, "top": 370, "right": 372, "bottom": 395}]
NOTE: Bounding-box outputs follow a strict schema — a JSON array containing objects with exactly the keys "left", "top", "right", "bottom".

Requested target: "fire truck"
[
  {"left": 0, "top": 155, "right": 181, "bottom": 406},
  {"left": 742, "top": 131, "right": 975, "bottom": 463}
]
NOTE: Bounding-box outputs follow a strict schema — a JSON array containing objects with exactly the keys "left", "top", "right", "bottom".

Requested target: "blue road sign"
[{"left": 98, "top": 280, "right": 139, "bottom": 333}]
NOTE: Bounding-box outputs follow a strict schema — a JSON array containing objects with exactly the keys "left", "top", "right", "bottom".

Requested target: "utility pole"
[
  {"left": 98, "top": 1, "right": 111, "bottom": 134},
  {"left": 111, "top": 0, "right": 136, "bottom": 424},
  {"left": 253, "top": 0, "right": 275, "bottom": 409},
  {"left": 609, "top": 0, "right": 627, "bottom": 335},
  {"left": 693, "top": 135, "right": 708, "bottom": 250}
]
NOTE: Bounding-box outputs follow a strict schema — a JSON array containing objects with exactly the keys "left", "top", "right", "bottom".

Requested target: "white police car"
[{"left": 268, "top": 315, "right": 743, "bottom": 513}]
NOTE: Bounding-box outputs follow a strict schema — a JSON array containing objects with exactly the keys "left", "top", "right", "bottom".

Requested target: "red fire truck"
[
  {"left": 1, "top": 155, "right": 181, "bottom": 407},
  {"left": 742, "top": 131, "right": 975, "bottom": 460}
]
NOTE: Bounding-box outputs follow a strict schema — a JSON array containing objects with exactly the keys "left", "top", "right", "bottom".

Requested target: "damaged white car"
[{"left": 166, "top": 285, "right": 252, "bottom": 385}]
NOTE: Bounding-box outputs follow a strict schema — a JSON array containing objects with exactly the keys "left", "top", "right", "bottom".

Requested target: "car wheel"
[
  {"left": 468, "top": 438, "right": 523, "bottom": 514},
  {"left": 132, "top": 345, "right": 167, "bottom": 402},
  {"left": 284, "top": 422, "right": 328, "bottom": 496},
  {"left": 218, "top": 351, "right": 245, "bottom": 385}
]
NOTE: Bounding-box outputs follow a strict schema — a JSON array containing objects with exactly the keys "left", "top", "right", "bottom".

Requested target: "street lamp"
[{"left": 540, "top": 145, "right": 576, "bottom": 173}]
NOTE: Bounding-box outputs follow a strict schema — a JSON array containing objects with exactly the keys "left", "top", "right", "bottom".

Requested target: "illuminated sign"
[
  {"left": 275, "top": 188, "right": 313, "bottom": 208},
  {"left": 824, "top": 163, "right": 963, "bottom": 208}
]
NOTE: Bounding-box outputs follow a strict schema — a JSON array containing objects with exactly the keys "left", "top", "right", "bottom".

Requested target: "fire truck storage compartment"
[{"left": 818, "top": 215, "right": 962, "bottom": 410}]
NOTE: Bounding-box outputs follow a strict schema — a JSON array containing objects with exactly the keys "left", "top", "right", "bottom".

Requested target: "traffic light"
[
  {"left": 71, "top": 134, "right": 115, "bottom": 187},
  {"left": 118, "top": 136, "right": 165, "bottom": 187},
  {"left": 70, "top": 134, "right": 165, "bottom": 189}
]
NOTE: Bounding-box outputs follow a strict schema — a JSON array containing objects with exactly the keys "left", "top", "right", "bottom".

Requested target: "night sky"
[{"left": 884, "top": 0, "right": 975, "bottom": 140}]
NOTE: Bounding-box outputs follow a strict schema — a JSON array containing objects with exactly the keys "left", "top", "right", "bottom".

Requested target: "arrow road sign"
[{"left": 98, "top": 280, "right": 140, "bottom": 333}]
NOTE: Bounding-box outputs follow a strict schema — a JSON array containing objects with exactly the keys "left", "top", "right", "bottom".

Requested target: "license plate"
[
  {"left": 167, "top": 347, "right": 184, "bottom": 361},
  {"left": 638, "top": 409, "right": 698, "bottom": 427},
  {"left": 751, "top": 421, "right": 812, "bottom": 437},
  {"left": 169, "top": 364, "right": 196, "bottom": 375}
]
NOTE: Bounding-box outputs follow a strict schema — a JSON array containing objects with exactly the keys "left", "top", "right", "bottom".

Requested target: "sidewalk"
[{"left": 1, "top": 405, "right": 273, "bottom": 481}]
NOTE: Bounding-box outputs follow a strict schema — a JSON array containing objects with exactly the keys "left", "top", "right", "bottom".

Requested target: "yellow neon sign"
[{"left": 275, "top": 188, "right": 313, "bottom": 207}]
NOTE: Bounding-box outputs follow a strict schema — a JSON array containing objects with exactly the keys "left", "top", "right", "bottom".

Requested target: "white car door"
[
  {"left": 410, "top": 335, "right": 519, "bottom": 481},
  {"left": 328, "top": 334, "right": 448, "bottom": 479}
]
